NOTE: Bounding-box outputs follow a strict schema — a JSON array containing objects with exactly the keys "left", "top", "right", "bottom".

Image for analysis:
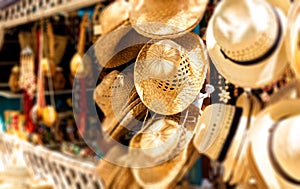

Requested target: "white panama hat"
[
  {"left": 206, "top": 0, "right": 288, "bottom": 88},
  {"left": 248, "top": 99, "right": 300, "bottom": 189}
]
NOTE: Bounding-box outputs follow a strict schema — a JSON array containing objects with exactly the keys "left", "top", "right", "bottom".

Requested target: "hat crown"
[
  {"left": 274, "top": 116, "right": 300, "bottom": 179},
  {"left": 142, "top": 40, "right": 182, "bottom": 80},
  {"left": 213, "top": 0, "right": 278, "bottom": 62}
]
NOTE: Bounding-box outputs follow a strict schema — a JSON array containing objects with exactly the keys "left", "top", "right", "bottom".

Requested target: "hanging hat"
[
  {"left": 94, "top": 25, "right": 150, "bottom": 68},
  {"left": 286, "top": 0, "right": 300, "bottom": 79},
  {"left": 247, "top": 99, "right": 300, "bottom": 189},
  {"left": 129, "top": 117, "right": 187, "bottom": 168},
  {"left": 130, "top": 139, "right": 200, "bottom": 189},
  {"left": 193, "top": 97, "right": 261, "bottom": 183},
  {"left": 129, "top": 0, "right": 208, "bottom": 38},
  {"left": 206, "top": 0, "right": 288, "bottom": 88},
  {"left": 224, "top": 92, "right": 262, "bottom": 184},
  {"left": 134, "top": 33, "right": 208, "bottom": 115},
  {"left": 99, "top": 0, "right": 130, "bottom": 35},
  {"left": 94, "top": 70, "right": 134, "bottom": 119}
]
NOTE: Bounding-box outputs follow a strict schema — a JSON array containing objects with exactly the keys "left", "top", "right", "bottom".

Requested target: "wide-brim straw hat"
[
  {"left": 134, "top": 33, "right": 208, "bottom": 115},
  {"left": 286, "top": 0, "right": 300, "bottom": 79},
  {"left": 129, "top": 0, "right": 208, "bottom": 39},
  {"left": 94, "top": 24, "right": 151, "bottom": 68},
  {"left": 247, "top": 99, "right": 300, "bottom": 189},
  {"left": 99, "top": 0, "right": 130, "bottom": 35},
  {"left": 193, "top": 95, "right": 261, "bottom": 183},
  {"left": 206, "top": 0, "right": 288, "bottom": 88}
]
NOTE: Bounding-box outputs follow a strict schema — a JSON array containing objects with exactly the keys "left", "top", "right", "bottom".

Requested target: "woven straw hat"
[
  {"left": 206, "top": 0, "right": 288, "bottom": 88},
  {"left": 248, "top": 99, "right": 300, "bottom": 189},
  {"left": 129, "top": 0, "right": 208, "bottom": 39},
  {"left": 129, "top": 117, "right": 186, "bottom": 167},
  {"left": 94, "top": 70, "right": 134, "bottom": 120},
  {"left": 94, "top": 24, "right": 150, "bottom": 68},
  {"left": 100, "top": 0, "right": 130, "bottom": 35},
  {"left": 193, "top": 98, "right": 261, "bottom": 183},
  {"left": 286, "top": 0, "right": 300, "bottom": 79},
  {"left": 131, "top": 148, "right": 188, "bottom": 189},
  {"left": 134, "top": 33, "right": 208, "bottom": 115}
]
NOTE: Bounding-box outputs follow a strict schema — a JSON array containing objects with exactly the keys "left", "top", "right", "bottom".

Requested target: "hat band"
[
  {"left": 220, "top": 9, "right": 282, "bottom": 66},
  {"left": 217, "top": 107, "right": 242, "bottom": 162},
  {"left": 268, "top": 120, "right": 300, "bottom": 185}
]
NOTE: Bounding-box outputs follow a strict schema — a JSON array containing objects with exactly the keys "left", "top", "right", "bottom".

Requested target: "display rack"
[
  {"left": 0, "top": 0, "right": 103, "bottom": 29},
  {"left": 0, "top": 133, "right": 104, "bottom": 189}
]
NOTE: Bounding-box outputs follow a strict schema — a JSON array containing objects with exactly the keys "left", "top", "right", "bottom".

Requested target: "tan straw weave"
[
  {"left": 129, "top": 0, "right": 208, "bottom": 38},
  {"left": 94, "top": 25, "right": 150, "bottom": 68},
  {"left": 134, "top": 34, "right": 208, "bottom": 115}
]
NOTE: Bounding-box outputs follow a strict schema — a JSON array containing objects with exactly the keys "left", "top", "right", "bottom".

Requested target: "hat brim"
[
  {"left": 129, "top": 0, "right": 208, "bottom": 39},
  {"left": 223, "top": 92, "right": 262, "bottom": 182},
  {"left": 94, "top": 24, "right": 151, "bottom": 68},
  {"left": 206, "top": 7, "right": 288, "bottom": 88},
  {"left": 248, "top": 99, "right": 300, "bottom": 188}
]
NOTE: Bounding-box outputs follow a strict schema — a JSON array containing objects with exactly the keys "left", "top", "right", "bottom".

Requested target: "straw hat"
[
  {"left": 193, "top": 95, "right": 261, "bottom": 183},
  {"left": 134, "top": 33, "right": 208, "bottom": 115},
  {"left": 99, "top": 0, "right": 130, "bottom": 35},
  {"left": 129, "top": 117, "right": 187, "bottom": 167},
  {"left": 94, "top": 24, "right": 150, "bottom": 68},
  {"left": 94, "top": 70, "right": 134, "bottom": 119},
  {"left": 248, "top": 99, "right": 300, "bottom": 189},
  {"left": 225, "top": 92, "right": 262, "bottom": 184},
  {"left": 286, "top": 0, "right": 300, "bottom": 79},
  {"left": 206, "top": 0, "right": 288, "bottom": 88},
  {"left": 129, "top": 0, "right": 208, "bottom": 38}
]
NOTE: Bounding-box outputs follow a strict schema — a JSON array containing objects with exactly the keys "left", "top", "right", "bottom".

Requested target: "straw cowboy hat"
[
  {"left": 206, "top": 0, "right": 288, "bottom": 88},
  {"left": 247, "top": 99, "right": 300, "bottom": 189},
  {"left": 134, "top": 33, "right": 208, "bottom": 115},
  {"left": 129, "top": 0, "right": 208, "bottom": 39},
  {"left": 99, "top": 0, "right": 130, "bottom": 35},
  {"left": 94, "top": 24, "right": 150, "bottom": 68},
  {"left": 193, "top": 93, "right": 262, "bottom": 184},
  {"left": 286, "top": 0, "right": 300, "bottom": 79}
]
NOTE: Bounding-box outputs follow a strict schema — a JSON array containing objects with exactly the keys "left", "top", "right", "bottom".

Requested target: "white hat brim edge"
[{"left": 249, "top": 99, "right": 300, "bottom": 188}]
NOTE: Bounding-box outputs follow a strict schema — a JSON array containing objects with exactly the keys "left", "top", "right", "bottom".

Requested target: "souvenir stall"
[{"left": 0, "top": 0, "right": 299, "bottom": 189}]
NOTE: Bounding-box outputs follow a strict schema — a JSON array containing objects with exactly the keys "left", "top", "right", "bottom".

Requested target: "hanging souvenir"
[{"left": 8, "top": 65, "right": 21, "bottom": 93}]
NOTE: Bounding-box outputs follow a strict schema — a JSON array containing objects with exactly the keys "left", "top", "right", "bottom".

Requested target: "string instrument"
[
  {"left": 41, "top": 22, "right": 56, "bottom": 77},
  {"left": 70, "top": 13, "right": 89, "bottom": 80},
  {"left": 32, "top": 21, "right": 57, "bottom": 128}
]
